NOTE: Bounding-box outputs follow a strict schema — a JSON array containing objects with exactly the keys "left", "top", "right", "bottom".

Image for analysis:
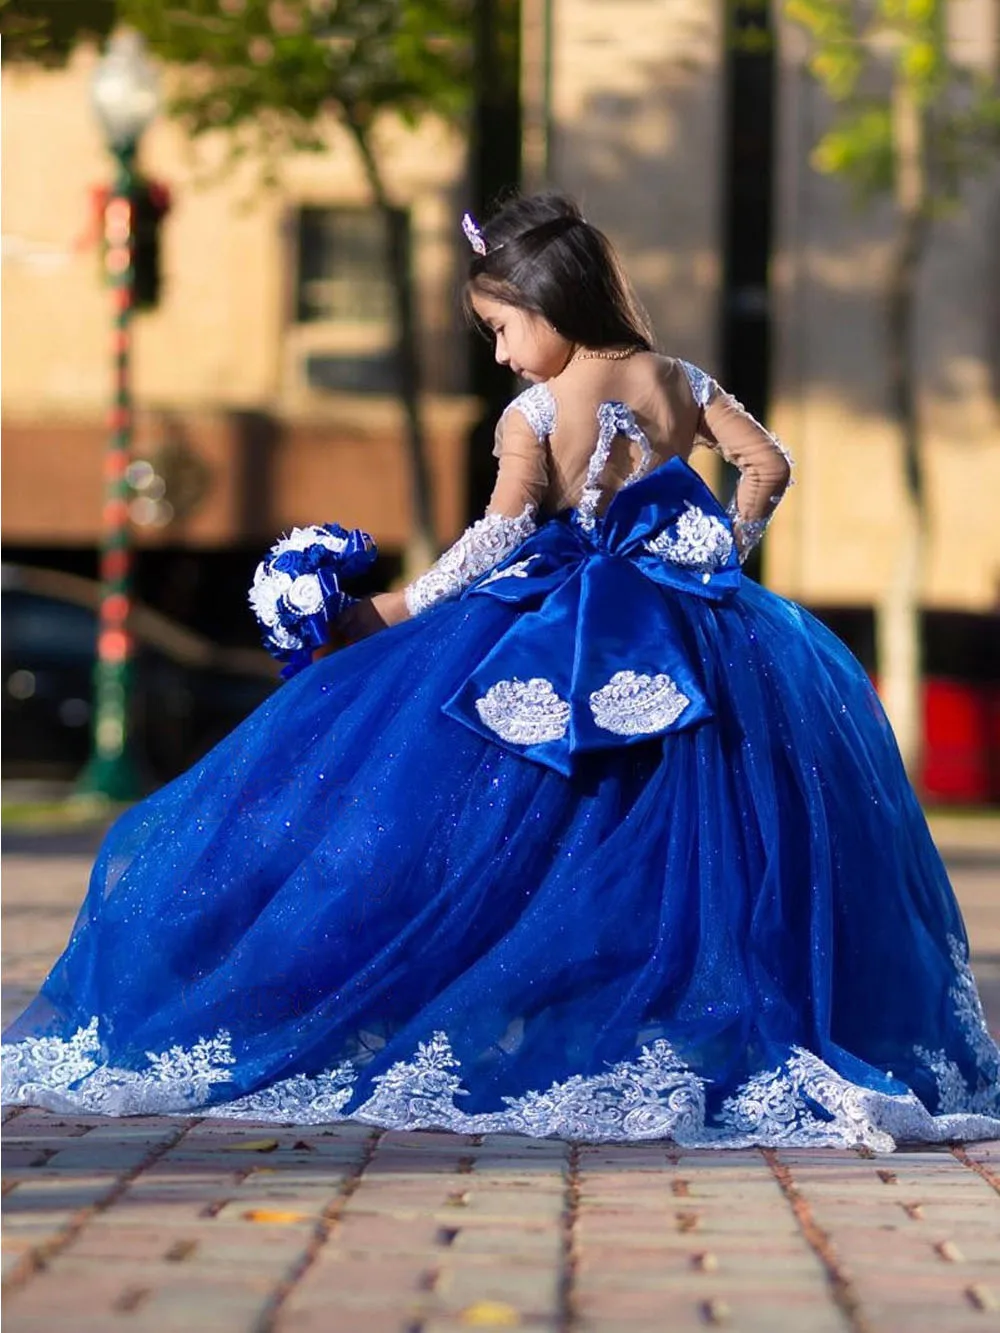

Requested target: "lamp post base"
[{"left": 74, "top": 750, "right": 143, "bottom": 804}]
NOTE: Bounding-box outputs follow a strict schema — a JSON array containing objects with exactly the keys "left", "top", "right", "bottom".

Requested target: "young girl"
[{"left": 4, "top": 193, "right": 998, "bottom": 1149}]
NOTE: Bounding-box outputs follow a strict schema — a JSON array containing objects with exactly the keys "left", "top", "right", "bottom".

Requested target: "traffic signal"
[{"left": 132, "top": 181, "right": 164, "bottom": 311}]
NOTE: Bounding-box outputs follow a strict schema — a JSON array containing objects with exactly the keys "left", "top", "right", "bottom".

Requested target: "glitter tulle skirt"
[{"left": 3, "top": 571, "right": 999, "bottom": 1150}]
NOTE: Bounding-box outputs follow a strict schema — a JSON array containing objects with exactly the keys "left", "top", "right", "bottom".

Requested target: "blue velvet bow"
[{"left": 443, "top": 457, "right": 741, "bottom": 775}]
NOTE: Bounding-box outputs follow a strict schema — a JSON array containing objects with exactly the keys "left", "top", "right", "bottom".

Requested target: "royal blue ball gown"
[{"left": 4, "top": 371, "right": 999, "bottom": 1152}]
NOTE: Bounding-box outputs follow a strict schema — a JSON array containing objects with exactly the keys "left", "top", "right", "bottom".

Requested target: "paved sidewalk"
[{"left": 2, "top": 818, "right": 999, "bottom": 1332}]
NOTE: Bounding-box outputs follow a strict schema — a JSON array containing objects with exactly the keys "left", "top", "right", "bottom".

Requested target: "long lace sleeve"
[
  {"left": 678, "top": 361, "right": 793, "bottom": 561},
  {"left": 403, "top": 394, "right": 550, "bottom": 616}
]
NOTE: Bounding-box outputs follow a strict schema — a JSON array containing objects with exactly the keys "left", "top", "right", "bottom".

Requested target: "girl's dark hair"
[{"left": 465, "top": 192, "right": 655, "bottom": 351}]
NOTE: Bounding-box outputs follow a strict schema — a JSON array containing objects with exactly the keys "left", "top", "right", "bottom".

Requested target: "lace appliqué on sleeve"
[
  {"left": 677, "top": 359, "right": 718, "bottom": 408},
  {"left": 404, "top": 506, "right": 538, "bottom": 617},
  {"left": 677, "top": 360, "right": 794, "bottom": 562},
  {"left": 725, "top": 499, "right": 776, "bottom": 560},
  {"left": 504, "top": 382, "right": 557, "bottom": 441}
]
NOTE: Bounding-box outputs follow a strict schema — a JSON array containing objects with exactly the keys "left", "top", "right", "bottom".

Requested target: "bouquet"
[{"left": 248, "top": 523, "right": 378, "bottom": 678}]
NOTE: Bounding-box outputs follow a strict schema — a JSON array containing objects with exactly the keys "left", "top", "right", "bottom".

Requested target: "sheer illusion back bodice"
[
  {"left": 404, "top": 355, "right": 793, "bottom": 616},
  {"left": 488, "top": 355, "right": 793, "bottom": 548}
]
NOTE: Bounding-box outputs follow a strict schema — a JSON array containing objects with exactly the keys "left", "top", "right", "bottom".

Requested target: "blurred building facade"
[{"left": 2, "top": 43, "right": 477, "bottom": 566}]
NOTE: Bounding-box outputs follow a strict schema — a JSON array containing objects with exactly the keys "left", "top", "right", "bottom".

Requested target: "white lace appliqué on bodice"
[
  {"left": 476, "top": 555, "right": 542, "bottom": 588},
  {"left": 578, "top": 401, "right": 653, "bottom": 532}
]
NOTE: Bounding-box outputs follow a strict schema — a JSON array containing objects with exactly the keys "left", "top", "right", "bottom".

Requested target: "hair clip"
[{"left": 461, "top": 212, "right": 488, "bottom": 256}]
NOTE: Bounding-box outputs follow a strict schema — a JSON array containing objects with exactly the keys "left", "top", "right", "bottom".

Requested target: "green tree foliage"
[
  {"left": 785, "top": 0, "right": 1000, "bottom": 779},
  {"left": 0, "top": 1, "right": 115, "bottom": 62},
  {"left": 787, "top": 0, "right": 1000, "bottom": 208},
  {"left": 118, "top": 1, "right": 471, "bottom": 168}
]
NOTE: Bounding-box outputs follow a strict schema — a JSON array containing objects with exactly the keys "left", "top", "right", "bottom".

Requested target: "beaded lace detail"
[
  {"left": 589, "top": 671, "right": 691, "bottom": 736},
  {"left": 5, "top": 1012, "right": 1000, "bottom": 1148},
  {"left": 504, "top": 382, "right": 557, "bottom": 440},
  {"left": 676, "top": 360, "right": 794, "bottom": 561},
  {"left": 644, "top": 503, "right": 735, "bottom": 583},
  {"left": 915, "top": 935, "right": 1000, "bottom": 1116},
  {"left": 476, "top": 555, "right": 542, "bottom": 588},
  {"left": 404, "top": 506, "right": 538, "bottom": 616},
  {"left": 0, "top": 1018, "right": 236, "bottom": 1117},
  {"left": 725, "top": 499, "right": 773, "bottom": 559},
  {"left": 474, "top": 677, "right": 571, "bottom": 745},
  {"left": 578, "top": 401, "right": 653, "bottom": 532},
  {"left": 677, "top": 359, "right": 716, "bottom": 408},
  {"left": 403, "top": 383, "right": 554, "bottom": 616}
]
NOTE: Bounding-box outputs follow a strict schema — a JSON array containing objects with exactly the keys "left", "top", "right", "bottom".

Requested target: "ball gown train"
[{"left": 4, "top": 363, "right": 999, "bottom": 1151}]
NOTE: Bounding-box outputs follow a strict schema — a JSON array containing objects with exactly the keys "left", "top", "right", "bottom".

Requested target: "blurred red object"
[{"left": 921, "top": 678, "right": 1000, "bottom": 804}]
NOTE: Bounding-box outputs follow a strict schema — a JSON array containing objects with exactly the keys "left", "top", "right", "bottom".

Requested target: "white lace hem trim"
[{"left": 4, "top": 1022, "right": 998, "bottom": 1152}]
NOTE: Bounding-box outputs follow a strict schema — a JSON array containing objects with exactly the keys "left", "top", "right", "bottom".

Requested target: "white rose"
[
  {"left": 283, "top": 573, "right": 325, "bottom": 616},
  {"left": 248, "top": 569, "right": 293, "bottom": 626}
]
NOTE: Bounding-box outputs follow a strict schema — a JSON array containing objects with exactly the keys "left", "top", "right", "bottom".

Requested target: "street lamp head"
[{"left": 91, "top": 29, "right": 160, "bottom": 152}]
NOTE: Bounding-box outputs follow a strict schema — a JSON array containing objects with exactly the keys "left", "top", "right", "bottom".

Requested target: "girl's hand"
[
  {"left": 311, "top": 623, "right": 349, "bottom": 662},
  {"left": 311, "top": 591, "right": 411, "bottom": 661}
]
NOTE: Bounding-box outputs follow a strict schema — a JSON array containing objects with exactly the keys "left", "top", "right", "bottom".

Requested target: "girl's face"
[{"left": 470, "top": 289, "right": 573, "bottom": 383}]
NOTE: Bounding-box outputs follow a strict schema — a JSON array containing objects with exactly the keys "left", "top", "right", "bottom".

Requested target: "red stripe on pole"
[
  {"left": 103, "top": 498, "right": 131, "bottom": 527},
  {"left": 98, "top": 629, "right": 133, "bottom": 663},
  {"left": 101, "top": 593, "right": 131, "bottom": 625},
  {"left": 103, "top": 548, "right": 131, "bottom": 581}
]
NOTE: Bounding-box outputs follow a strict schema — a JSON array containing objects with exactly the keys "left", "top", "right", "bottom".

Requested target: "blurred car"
[{"left": 2, "top": 564, "right": 278, "bottom": 786}]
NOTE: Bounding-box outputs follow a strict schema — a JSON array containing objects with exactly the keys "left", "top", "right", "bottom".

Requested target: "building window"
[{"left": 291, "top": 205, "right": 408, "bottom": 395}]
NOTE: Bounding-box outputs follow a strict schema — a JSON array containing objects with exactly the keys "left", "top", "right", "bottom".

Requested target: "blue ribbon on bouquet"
[{"left": 248, "top": 524, "right": 378, "bottom": 679}]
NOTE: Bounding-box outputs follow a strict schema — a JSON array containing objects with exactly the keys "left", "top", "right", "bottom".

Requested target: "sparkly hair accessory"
[{"left": 461, "top": 212, "right": 488, "bottom": 256}]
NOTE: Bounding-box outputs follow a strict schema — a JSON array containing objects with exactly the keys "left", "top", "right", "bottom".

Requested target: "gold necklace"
[{"left": 572, "top": 345, "right": 639, "bottom": 362}]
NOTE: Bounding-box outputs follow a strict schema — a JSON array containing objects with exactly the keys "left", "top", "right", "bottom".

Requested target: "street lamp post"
[{"left": 77, "top": 30, "right": 160, "bottom": 802}]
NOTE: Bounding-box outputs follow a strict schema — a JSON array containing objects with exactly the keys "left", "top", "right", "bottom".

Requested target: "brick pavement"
[{"left": 2, "top": 818, "right": 999, "bottom": 1332}]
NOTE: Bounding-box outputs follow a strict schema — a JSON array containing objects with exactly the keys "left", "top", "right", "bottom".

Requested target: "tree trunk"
[
  {"left": 877, "top": 80, "right": 929, "bottom": 780},
  {"left": 344, "top": 114, "right": 437, "bottom": 580}
]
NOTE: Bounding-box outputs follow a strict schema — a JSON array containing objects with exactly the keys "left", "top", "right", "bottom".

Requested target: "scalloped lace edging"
[{"left": 4, "top": 1023, "right": 998, "bottom": 1152}]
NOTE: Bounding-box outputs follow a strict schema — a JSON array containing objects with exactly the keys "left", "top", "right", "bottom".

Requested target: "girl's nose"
[{"left": 494, "top": 343, "right": 509, "bottom": 366}]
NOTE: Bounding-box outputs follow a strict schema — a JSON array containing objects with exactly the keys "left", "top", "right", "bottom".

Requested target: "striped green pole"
[{"left": 76, "top": 144, "right": 142, "bottom": 801}]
